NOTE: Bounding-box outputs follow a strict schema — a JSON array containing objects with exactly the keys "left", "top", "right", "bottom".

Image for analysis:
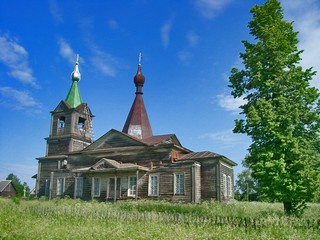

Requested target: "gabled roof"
[
  {"left": 74, "top": 158, "right": 149, "bottom": 172},
  {"left": 51, "top": 101, "right": 93, "bottom": 116},
  {"left": 177, "top": 151, "right": 237, "bottom": 166},
  {"left": 83, "top": 129, "right": 147, "bottom": 151},
  {"left": 141, "top": 134, "right": 182, "bottom": 146},
  {"left": 0, "top": 180, "right": 16, "bottom": 192},
  {"left": 83, "top": 129, "right": 183, "bottom": 152}
]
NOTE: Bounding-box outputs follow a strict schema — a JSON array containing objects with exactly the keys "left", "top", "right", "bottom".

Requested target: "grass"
[{"left": 0, "top": 198, "right": 319, "bottom": 240}]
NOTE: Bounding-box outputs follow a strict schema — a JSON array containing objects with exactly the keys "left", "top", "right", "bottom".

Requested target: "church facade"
[{"left": 35, "top": 55, "right": 236, "bottom": 203}]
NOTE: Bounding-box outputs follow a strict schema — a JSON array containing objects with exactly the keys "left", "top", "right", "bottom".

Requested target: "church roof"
[
  {"left": 122, "top": 55, "right": 153, "bottom": 139},
  {"left": 65, "top": 55, "right": 83, "bottom": 108},
  {"left": 0, "top": 180, "right": 16, "bottom": 192},
  {"left": 82, "top": 129, "right": 184, "bottom": 151},
  {"left": 178, "top": 151, "right": 237, "bottom": 166},
  {"left": 74, "top": 158, "right": 149, "bottom": 173}
]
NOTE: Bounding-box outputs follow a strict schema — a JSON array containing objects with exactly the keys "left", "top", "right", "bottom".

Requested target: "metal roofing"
[
  {"left": 122, "top": 63, "right": 153, "bottom": 139},
  {"left": 65, "top": 80, "right": 82, "bottom": 108},
  {"left": 178, "top": 151, "right": 223, "bottom": 160},
  {"left": 65, "top": 57, "right": 83, "bottom": 108},
  {"left": 141, "top": 134, "right": 175, "bottom": 145},
  {"left": 177, "top": 151, "right": 237, "bottom": 166},
  {"left": 0, "top": 180, "right": 12, "bottom": 192}
]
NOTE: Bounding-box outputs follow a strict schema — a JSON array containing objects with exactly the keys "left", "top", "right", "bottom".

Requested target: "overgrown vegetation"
[{"left": 0, "top": 198, "right": 319, "bottom": 239}]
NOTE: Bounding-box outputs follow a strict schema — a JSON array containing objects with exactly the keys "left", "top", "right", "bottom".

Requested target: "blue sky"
[{"left": 0, "top": 0, "right": 319, "bottom": 188}]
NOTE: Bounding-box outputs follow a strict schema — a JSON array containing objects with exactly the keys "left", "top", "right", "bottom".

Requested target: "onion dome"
[
  {"left": 134, "top": 53, "right": 145, "bottom": 94},
  {"left": 71, "top": 54, "right": 81, "bottom": 82}
]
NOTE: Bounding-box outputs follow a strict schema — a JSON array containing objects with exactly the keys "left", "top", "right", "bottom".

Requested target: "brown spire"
[{"left": 122, "top": 54, "right": 153, "bottom": 139}]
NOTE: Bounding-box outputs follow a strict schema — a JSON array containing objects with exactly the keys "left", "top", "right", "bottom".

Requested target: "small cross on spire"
[{"left": 138, "top": 52, "right": 142, "bottom": 66}]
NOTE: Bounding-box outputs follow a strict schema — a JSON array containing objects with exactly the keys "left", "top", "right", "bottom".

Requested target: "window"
[
  {"left": 93, "top": 177, "right": 100, "bottom": 197},
  {"left": 128, "top": 176, "right": 137, "bottom": 197},
  {"left": 227, "top": 176, "right": 232, "bottom": 197},
  {"left": 59, "top": 116, "right": 65, "bottom": 128},
  {"left": 222, "top": 174, "right": 227, "bottom": 198},
  {"left": 174, "top": 173, "right": 184, "bottom": 195},
  {"left": 57, "top": 178, "right": 64, "bottom": 196},
  {"left": 148, "top": 174, "right": 159, "bottom": 196},
  {"left": 75, "top": 177, "right": 83, "bottom": 198},
  {"left": 45, "top": 179, "right": 50, "bottom": 197},
  {"left": 78, "top": 117, "right": 86, "bottom": 130}
]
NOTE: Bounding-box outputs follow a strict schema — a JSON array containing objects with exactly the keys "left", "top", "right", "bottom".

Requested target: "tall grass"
[{"left": 0, "top": 198, "right": 319, "bottom": 240}]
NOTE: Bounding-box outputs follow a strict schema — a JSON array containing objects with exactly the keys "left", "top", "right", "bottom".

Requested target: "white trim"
[
  {"left": 75, "top": 177, "right": 83, "bottom": 198},
  {"left": 127, "top": 175, "right": 137, "bottom": 197},
  {"left": 148, "top": 173, "right": 159, "bottom": 196},
  {"left": 222, "top": 174, "right": 227, "bottom": 198},
  {"left": 221, "top": 162, "right": 233, "bottom": 169},
  {"left": 56, "top": 177, "right": 65, "bottom": 196},
  {"left": 93, "top": 177, "right": 101, "bottom": 197},
  {"left": 227, "top": 176, "right": 232, "bottom": 197}
]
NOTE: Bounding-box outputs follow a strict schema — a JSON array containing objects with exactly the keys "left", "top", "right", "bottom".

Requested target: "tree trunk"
[{"left": 283, "top": 201, "right": 293, "bottom": 215}]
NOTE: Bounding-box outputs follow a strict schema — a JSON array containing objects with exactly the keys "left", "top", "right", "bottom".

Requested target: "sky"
[{"left": 0, "top": 0, "right": 319, "bottom": 188}]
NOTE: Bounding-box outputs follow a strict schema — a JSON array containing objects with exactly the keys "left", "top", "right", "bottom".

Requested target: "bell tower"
[{"left": 45, "top": 55, "right": 94, "bottom": 156}]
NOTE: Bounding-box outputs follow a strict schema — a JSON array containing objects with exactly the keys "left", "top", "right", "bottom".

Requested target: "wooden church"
[{"left": 35, "top": 55, "right": 236, "bottom": 203}]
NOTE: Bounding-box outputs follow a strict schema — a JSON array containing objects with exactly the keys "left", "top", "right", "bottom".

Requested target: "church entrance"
[{"left": 107, "top": 177, "right": 121, "bottom": 200}]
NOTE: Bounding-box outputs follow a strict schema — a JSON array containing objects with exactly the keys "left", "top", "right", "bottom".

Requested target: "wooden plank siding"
[{"left": 200, "top": 161, "right": 218, "bottom": 200}]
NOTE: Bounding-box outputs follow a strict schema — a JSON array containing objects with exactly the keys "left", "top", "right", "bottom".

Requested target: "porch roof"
[{"left": 73, "top": 158, "right": 149, "bottom": 173}]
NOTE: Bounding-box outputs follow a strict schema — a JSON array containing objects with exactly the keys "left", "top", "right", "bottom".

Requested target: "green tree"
[
  {"left": 229, "top": 0, "right": 320, "bottom": 215},
  {"left": 235, "top": 167, "right": 259, "bottom": 201},
  {"left": 6, "top": 173, "right": 29, "bottom": 197}
]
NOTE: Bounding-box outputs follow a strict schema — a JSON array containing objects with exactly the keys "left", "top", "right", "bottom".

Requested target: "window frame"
[
  {"left": 93, "top": 177, "right": 101, "bottom": 197},
  {"left": 222, "top": 174, "right": 227, "bottom": 197},
  {"left": 56, "top": 178, "right": 65, "bottom": 196},
  {"left": 75, "top": 177, "right": 83, "bottom": 198},
  {"left": 58, "top": 116, "right": 65, "bottom": 129},
  {"left": 148, "top": 174, "right": 159, "bottom": 196},
  {"left": 45, "top": 179, "right": 50, "bottom": 197},
  {"left": 128, "top": 175, "right": 137, "bottom": 197},
  {"left": 227, "top": 176, "right": 232, "bottom": 197},
  {"left": 174, "top": 173, "right": 185, "bottom": 195}
]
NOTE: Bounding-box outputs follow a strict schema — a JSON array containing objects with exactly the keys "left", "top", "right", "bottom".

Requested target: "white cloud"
[
  {"left": 177, "top": 50, "right": 192, "bottom": 64},
  {"left": 195, "top": 0, "right": 233, "bottom": 19},
  {"left": 161, "top": 21, "right": 172, "bottom": 48},
  {"left": 282, "top": 0, "right": 320, "bottom": 89},
  {"left": 57, "top": 37, "right": 76, "bottom": 65},
  {"left": 187, "top": 31, "right": 200, "bottom": 47},
  {"left": 0, "top": 86, "right": 41, "bottom": 111},
  {"left": 0, "top": 35, "right": 37, "bottom": 87},
  {"left": 216, "top": 94, "right": 246, "bottom": 113},
  {"left": 108, "top": 19, "right": 119, "bottom": 30},
  {"left": 49, "top": 0, "right": 63, "bottom": 24},
  {"left": 90, "top": 48, "right": 117, "bottom": 77},
  {"left": 200, "top": 129, "right": 249, "bottom": 148}
]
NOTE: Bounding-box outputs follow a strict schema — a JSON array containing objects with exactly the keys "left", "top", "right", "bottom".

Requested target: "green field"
[{"left": 0, "top": 198, "right": 319, "bottom": 239}]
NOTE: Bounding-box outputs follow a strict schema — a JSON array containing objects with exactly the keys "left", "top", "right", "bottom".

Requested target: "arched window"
[{"left": 59, "top": 116, "right": 65, "bottom": 128}]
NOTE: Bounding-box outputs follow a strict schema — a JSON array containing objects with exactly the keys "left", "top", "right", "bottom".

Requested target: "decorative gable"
[
  {"left": 84, "top": 129, "right": 146, "bottom": 151},
  {"left": 51, "top": 101, "right": 71, "bottom": 114},
  {"left": 74, "top": 158, "right": 148, "bottom": 172}
]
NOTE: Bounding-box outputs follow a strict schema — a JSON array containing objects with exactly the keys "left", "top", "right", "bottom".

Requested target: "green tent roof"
[{"left": 65, "top": 81, "right": 82, "bottom": 108}]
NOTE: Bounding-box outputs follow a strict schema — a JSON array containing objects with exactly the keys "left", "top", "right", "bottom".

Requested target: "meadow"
[{"left": 0, "top": 197, "right": 319, "bottom": 240}]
